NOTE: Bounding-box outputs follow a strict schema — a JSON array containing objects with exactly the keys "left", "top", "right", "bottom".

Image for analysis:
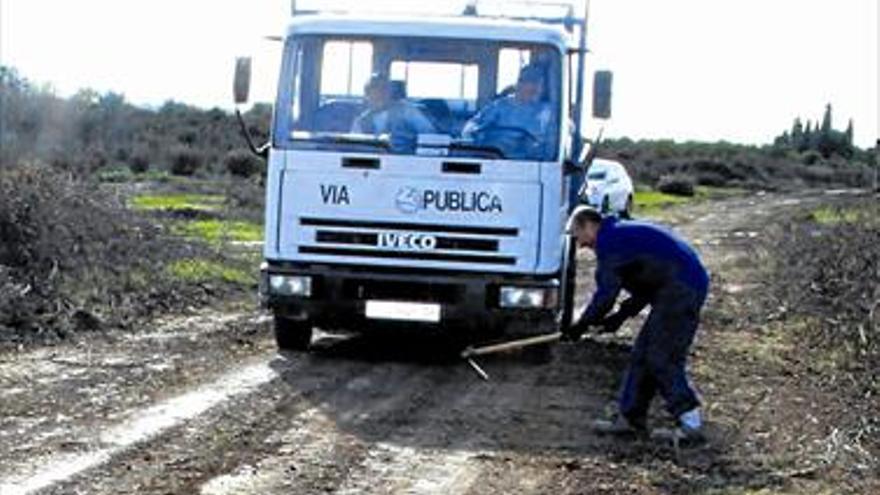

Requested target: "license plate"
[{"left": 365, "top": 301, "right": 441, "bottom": 323}]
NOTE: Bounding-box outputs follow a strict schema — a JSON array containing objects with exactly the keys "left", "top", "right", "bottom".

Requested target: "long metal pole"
[
  {"left": 461, "top": 332, "right": 562, "bottom": 358},
  {"left": 572, "top": 0, "right": 589, "bottom": 159}
]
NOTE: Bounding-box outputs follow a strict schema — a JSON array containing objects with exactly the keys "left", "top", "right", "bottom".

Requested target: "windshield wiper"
[
  {"left": 290, "top": 132, "right": 391, "bottom": 151},
  {"left": 447, "top": 141, "right": 507, "bottom": 159}
]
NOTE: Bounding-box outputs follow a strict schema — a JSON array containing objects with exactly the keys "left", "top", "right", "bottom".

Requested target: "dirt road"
[{"left": 1, "top": 191, "right": 873, "bottom": 494}]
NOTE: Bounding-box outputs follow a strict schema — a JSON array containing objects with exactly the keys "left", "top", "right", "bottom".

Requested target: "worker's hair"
[{"left": 569, "top": 205, "right": 603, "bottom": 230}]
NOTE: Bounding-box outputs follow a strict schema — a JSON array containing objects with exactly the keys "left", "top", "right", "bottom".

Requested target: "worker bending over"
[{"left": 565, "top": 206, "right": 709, "bottom": 443}]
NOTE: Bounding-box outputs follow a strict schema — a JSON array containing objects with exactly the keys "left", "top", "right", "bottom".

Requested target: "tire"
[
  {"left": 623, "top": 195, "right": 634, "bottom": 219},
  {"left": 558, "top": 238, "right": 578, "bottom": 332},
  {"left": 274, "top": 315, "right": 313, "bottom": 351}
]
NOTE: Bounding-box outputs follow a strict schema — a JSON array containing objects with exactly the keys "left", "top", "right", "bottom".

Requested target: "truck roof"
[{"left": 285, "top": 14, "right": 574, "bottom": 51}]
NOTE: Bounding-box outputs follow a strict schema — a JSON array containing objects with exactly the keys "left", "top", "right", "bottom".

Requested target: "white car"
[{"left": 581, "top": 158, "right": 634, "bottom": 217}]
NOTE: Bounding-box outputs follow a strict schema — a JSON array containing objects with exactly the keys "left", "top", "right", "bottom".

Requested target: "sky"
[{"left": 1, "top": 0, "right": 877, "bottom": 147}]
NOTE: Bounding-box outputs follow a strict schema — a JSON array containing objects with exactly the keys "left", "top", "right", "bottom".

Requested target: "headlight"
[
  {"left": 268, "top": 275, "right": 312, "bottom": 297},
  {"left": 498, "top": 286, "right": 557, "bottom": 309}
]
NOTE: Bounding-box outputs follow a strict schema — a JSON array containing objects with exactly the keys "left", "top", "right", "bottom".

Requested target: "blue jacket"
[
  {"left": 461, "top": 96, "right": 557, "bottom": 160},
  {"left": 580, "top": 217, "right": 709, "bottom": 324}
]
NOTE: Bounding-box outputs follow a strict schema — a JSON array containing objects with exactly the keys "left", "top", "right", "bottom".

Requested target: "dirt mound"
[{"left": 0, "top": 165, "right": 214, "bottom": 344}]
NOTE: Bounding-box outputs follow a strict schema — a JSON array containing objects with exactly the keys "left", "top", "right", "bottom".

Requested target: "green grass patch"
[
  {"left": 131, "top": 193, "right": 224, "bottom": 212},
  {"left": 633, "top": 190, "right": 691, "bottom": 214},
  {"left": 173, "top": 219, "right": 263, "bottom": 244},
  {"left": 168, "top": 258, "right": 253, "bottom": 286},
  {"left": 810, "top": 206, "right": 864, "bottom": 225}
]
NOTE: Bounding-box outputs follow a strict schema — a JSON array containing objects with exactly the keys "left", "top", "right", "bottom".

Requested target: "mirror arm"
[
  {"left": 581, "top": 127, "right": 605, "bottom": 169},
  {"left": 235, "top": 108, "right": 269, "bottom": 159},
  {"left": 563, "top": 160, "right": 581, "bottom": 175}
]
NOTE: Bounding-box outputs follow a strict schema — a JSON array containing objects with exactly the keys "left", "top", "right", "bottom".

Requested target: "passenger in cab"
[{"left": 351, "top": 73, "right": 436, "bottom": 153}]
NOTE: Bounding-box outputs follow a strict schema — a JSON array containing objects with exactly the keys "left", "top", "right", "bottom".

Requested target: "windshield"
[{"left": 275, "top": 35, "right": 562, "bottom": 161}]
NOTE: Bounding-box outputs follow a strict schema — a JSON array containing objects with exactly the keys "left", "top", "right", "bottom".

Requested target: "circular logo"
[{"left": 395, "top": 187, "right": 422, "bottom": 214}]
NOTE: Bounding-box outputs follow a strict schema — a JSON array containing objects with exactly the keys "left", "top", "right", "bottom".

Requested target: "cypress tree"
[
  {"left": 821, "top": 103, "right": 833, "bottom": 135},
  {"left": 791, "top": 117, "right": 804, "bottom": 150},
  {"left": 819, "top": 104, "right": 834, "bottom": 157},
  {"left": 804, "top": 121, "right": 814, "bottom": 151}
]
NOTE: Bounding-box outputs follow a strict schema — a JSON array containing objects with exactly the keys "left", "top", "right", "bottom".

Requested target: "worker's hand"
[
  {"left": 598, "top": 312, "right": 627, "bottom": 334},
  {"left": 562, "top": 321, "right": 586, "bottom": 342}
]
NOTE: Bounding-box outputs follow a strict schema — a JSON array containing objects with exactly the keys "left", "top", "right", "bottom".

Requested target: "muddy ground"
[{"left": 1, "top": 191, "right": 876, "bottom": 494}]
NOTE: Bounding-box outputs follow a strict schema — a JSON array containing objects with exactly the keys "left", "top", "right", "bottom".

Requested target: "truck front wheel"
[
  {"left": 274, "top": 315, "right": 313, "bottom": 351},
  {"left": 558, "top": 238, "right": 578, "bottom": 331}
]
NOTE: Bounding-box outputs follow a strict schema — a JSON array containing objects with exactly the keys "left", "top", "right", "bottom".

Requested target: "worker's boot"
[
  {"left": 650, "top": 408, "right": 706, "bottom": 446},
  {"left": 650, "top": 424, "right": 705, "bottom": 446},
  {"left": 591, "top": 414, "right": 646, "bottom": 436}
]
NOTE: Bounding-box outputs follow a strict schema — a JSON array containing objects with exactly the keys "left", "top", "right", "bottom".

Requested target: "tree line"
[
  {"left": 773, "top": 103, "right": 857, "bottom": 159},
  {"left": 1, "top": 65, "right": 875, "bottom": 188},
  {"left": 0, "top": 66, "right": 268, "bottom": 178}
]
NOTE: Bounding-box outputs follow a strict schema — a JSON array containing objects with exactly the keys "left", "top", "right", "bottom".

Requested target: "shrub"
[
  {"left": 96, "top": 165, "right": 134, "bottom": 183},
  {"left": 223, "top": 149, "right": 263, "bottom": 178},
  {"left": 169, "top": 146, "right": 203, "bottom": 176},
  {"left": 801, "top": 150, "right": 823, "bottom": 166},
  {"left": 690, "top": 159, "right": 742, "bottom": 181},
  {"left": 695, "top": 171, "right": 729, "bottom": 187},
  {"left": 0, "top": 165, "right": 197, "bottom": 343},
  {"left": 657, "top": 174, "right": 695, "bottom": 196},
  {"left": 129, "top": 149, "right": 151, "bottom": 174},
  {"left": 801, "top": 165, "right": 835, "bottom": 185},
  {"left": 770, "top": 200, "right": 879, "bottom": 457}
]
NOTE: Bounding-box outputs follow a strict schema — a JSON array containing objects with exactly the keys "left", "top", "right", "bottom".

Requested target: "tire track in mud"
[
  {"left": 0, "top": 359, "right": 277, "bottom": 495},
  {"left": 0, "top": 310, "right": 264, "bottom": 464},
  {"left": 0, "top": 309, "right": 271, "bottom": 494},
  {"left": 192, "top": 344, "right": 621, "bottom": 495},
  {"left": 39, "top": 350, "right": 471, "bottom": 494},
  {"left": 196, "top": 359, "right": 474, "bottom": 495}
]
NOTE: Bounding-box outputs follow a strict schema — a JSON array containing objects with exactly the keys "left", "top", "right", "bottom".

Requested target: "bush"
[
  {"left": 657, "top": 174, "right": 696, "bottom": 196},
  {"left": 801, "top": 150, "right": 823, "bottom": 166},
  {"left": 0, "top": 165, "right": 198, "bottom": 343},
  {"left": 169, "top": 146, "right": 203, "bottom": 176},
  {"left": 223, "top": 149, "right": 263, "bottom": 178},
  {"left": 96, "top": 165, "right": 134, "bottom": 183},
  {"left": 129, "top": 149, "right": 151, "bottom": 174},
  {"left": 770, "top": 200, "right": 880, "bottom": 457},
  {"left": 694, "top": 171, "right": 729, "bottom": 187}
]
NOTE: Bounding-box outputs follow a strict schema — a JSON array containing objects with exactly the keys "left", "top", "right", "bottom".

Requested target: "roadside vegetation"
[
  {"left": 602, "top": 105, "right": 877, "bottom": 193},
  {"left": 765, "top": 198, "right": 879, "bottom": 468}
]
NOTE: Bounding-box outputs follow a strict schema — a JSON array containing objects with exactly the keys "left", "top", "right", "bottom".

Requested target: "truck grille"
[
  {"left": 300, "top": 217, "right": 518, "bottom": 236},
  {"left": 298, "top": 217, "right": 518, "bottom": 266}
]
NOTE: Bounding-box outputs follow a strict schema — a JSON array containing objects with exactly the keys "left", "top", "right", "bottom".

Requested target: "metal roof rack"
[
  {"left": 290, "top": 1, "right": 588, "bottom": 33},
  {"left": 460, "top": 1, "right": 586, "bottom": 32}
]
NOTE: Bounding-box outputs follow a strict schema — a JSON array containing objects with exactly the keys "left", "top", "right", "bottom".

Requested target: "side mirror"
[
  {"left": 592, "top": 70, "right": 613, "bottom": 120},
  {"left": 233, "top": 57, "right": 252, "bottom": 105}
]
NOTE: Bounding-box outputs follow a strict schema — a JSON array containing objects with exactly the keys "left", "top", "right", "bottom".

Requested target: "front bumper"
[{"left": 260, "top": 261, "right": 559, "bottom": 333}]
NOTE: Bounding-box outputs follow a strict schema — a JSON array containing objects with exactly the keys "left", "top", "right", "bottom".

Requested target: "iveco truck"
[{"left": 234, "top": 1, "right": 612, "bottom": 350}]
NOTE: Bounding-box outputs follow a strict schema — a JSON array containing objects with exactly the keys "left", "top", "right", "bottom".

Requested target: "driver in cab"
[{"left": 462, "top": 64, "right": 555, "bottom": 160}]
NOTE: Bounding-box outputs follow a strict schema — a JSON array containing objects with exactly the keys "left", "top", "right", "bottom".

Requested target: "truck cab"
[{"left": 235, "top": 2, "right": 612, "bottom": 350}]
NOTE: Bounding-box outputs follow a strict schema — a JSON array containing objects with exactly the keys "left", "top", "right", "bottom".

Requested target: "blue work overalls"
[{"left": 580, "top": 217, "right": 710, "bottom": 426}]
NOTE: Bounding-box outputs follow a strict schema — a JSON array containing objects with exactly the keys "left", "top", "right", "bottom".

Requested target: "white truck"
[{"left": 233, "top": 1, "right": 612, "bottom": 350}]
